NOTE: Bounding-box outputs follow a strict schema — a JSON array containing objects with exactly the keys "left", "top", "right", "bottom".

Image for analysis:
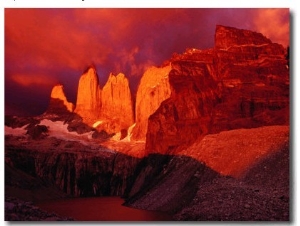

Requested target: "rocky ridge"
[
  {"left": 145, "top": 25, "right": 289, "bottom": 156},
  {"left": 5, "top": 25, "right": 289, "bottom": 221},
  {"left": 45, "top": 25, "right": 288, "bottom": 142}
]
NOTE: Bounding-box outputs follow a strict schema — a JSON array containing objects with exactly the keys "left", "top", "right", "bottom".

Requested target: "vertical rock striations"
[
  {"left": 146, "top": 51, "right": 220, "bottom": 155},
  {"left": 132, "top": 65, "right": 172, "bottom": 140},
  {"left": 145, "top": 25, "right": 289, "bottom": 155},
  {"left": 100, "top": 73, "right": 134, "bottom": 133},
  {"left": 74, "top": 66, "right": 101, "bottom": 124},
  {"left": 45, "top": 25, "right": 288, "bottom": 145},
  {"left": 212, "top": 25, "right": 289, "bottom": 132},
  {"left": 5, "top": 139, "right": 143, "bottom": 197}
]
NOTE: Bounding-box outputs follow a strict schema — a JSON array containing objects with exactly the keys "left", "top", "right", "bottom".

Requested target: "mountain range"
[{"left": 5, "top": 25, "right": 289, "bottom": 221}]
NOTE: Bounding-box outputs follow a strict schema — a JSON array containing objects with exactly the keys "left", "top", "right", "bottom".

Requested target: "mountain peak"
[
  {"left": 215, "top": 25, "right": 272, "bottom": 49},
  {"left": 101, "top": 72, "right": 134, "bottom": 133},
  {"left": 108, "top": 72, "right": 127, "bottom": 83},
  {"left": 74, "top": 67, "right": 101, "bottom": 122},
  {"left": 47, "top": 84, "right": 74, "bottom": 114}
]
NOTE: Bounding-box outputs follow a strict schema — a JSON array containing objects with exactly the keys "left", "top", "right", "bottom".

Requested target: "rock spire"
[
  {"left": 47, "top": 84, "right": 74, "bottom": 114},
  {"left": 74, "top": 66, "right": 101, "bottom": 123}
]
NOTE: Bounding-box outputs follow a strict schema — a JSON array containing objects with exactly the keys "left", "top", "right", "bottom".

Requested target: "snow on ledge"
[
  {"left": 39, "top": 119, "right": 94, "bottom": 145},
  {"left": 111, "top": 123, "right": 136, "bottom": 142},
  {"left": 92, "top": 120, "right": 103, "bottom": 128},
  {"left": 5, "top": 125, "right": 28, "bottom": 136}
]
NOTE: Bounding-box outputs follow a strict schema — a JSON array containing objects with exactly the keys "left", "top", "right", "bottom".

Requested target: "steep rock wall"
[
  {"left": 5, "top": 138, "right": 142, "bottom": 197},
  {"left": 132, "top": 65, "right": 172, "bottom": 140},
  {"left": 74, "top": 67, "right": 101, "bottom": 124},
  {"left": 100, "top": 73, "right": 134, "bottom": 133},
  {"left": 145, "top": 25, "right": 289, "bottom": 155}
]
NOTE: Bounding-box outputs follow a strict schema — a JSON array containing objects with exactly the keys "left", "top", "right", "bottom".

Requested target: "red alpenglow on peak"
[
  {"left": 100, "top": 72, "right": 134, "bottom": 133},
  {"left": 145, "top": 25, "right": 289, "bottom": 160},
  {"left": 74, "top": 67, "right": 101, "bottom": 122},
  {"left": 215, "top": 25, "right": 272, "bottom": 49},
  {"left": 47, "top": 84, "right": 74, "bottom": 114}
]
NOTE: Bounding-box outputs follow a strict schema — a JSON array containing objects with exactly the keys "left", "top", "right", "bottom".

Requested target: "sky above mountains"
[{"left": 5, "top": 8, "right": 289, "bottom": 116}]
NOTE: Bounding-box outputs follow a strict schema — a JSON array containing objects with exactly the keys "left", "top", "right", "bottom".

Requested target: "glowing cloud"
[
  {"left": 11, "top": 74, "right": 58, "bottom": 87},
  {"left": 252, "top": 9, "right": 289, "bottom": 47}
]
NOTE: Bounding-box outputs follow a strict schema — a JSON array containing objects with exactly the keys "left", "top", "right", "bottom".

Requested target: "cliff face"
[
  {"left": 46, "top": 84, "right": 74, "bottom": 114},
  {"left": 5, "top": 136, "right": 142, "bottom": 197},
  {"left": 74, "top": 67, "right": 101, "bottom": 123},
  {"left": 132, "top": 65, "right": 172, "bottom": 140},
  {"left": 5, "top": 25, "right": 289, "bottom": 221},
  {"left": 100, "top": 73, "right": 134, "bottom": 133},
  {"left": 212, "top": 26, "right": 289, "bottom": 133},
  {"left": 145, "top": 25, "right": 289, "bottom": 155}
]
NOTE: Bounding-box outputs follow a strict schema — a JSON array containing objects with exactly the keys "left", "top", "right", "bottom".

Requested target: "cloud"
[
  {"left": 252, "top": 9, "right": 289, "bottom": 47},
  {"left": 5, "top": 9, "right": 111, "bottom": 71},
  {"left": 11, "top": 73, "right": 58, "bottom": 87},
  {"left": 5, "top": 8, "right": 290, "bottom": 116}
]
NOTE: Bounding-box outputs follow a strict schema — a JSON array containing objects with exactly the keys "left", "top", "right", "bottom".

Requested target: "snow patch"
[
  {"left": 39, "top": 119, "right": 94, "bottom": 145},
  {"left": 111, "top": 132, "right": 121, "bottom": 141},
  {"left": 92, "top": 121, "right": 103, "bottom": 128},
  {"left": 123, "top": 123, "right": 136, "bottom": 142},
  {"left": 110, "top": 123, "right": 136, "bottom": 142},
  {"left": 5, "top": 125, "right": 28, "bottom": 136}
]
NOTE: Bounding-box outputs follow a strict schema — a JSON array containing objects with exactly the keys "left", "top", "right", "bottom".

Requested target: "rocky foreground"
[
  {"left": 5, "top": 197, "right": 74, "bottom": 221},
  {"left": 125, "top": 126, "right": 289, "bottom": 221},
  {"left": 5, "top": 124, "right": 289, "bottom": 221}
]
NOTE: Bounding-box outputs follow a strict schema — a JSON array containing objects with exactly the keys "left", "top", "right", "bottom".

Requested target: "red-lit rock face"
[
  {"left": 46, "top": 25, "right": 289, "bottom": 152},
  {"left": 74, "top": 67, "right": 101, "bottom": 123},
  {"left": 145, "top": 25, "right": 289, "bottom": 156},
  {"left": 215, "top": 25, "right": 272, "bottom": 50},
  {"left": 100, "top": 73, "right": 134, "bottom": 133},
  {"left": 47, "top": 84, "right": 74, "bottom": 114},
  {"left": 132, "top": 65, "right": 172, "bottom": 140}
]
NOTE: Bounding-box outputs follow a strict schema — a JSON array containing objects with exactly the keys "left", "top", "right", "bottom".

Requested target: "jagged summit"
[
  {"left": 100, "top": 72, "right": 134, "bottom": 133},
  {"left": 74, "top": 66, "right": 101, "bottom": 122},
  {"left": 43, "top": 25, "right": 288, "bottom": 142},
  {"left": 146, "top": 24, "right": 289, "bottom": 155},
  {"left": 215, "top": 25, "right": 273, "bottom": 49},
  {"left": 46, "top": 84, "right": 74, "bottom": 114},
  {"left": 107, "top": 72, "right": 125, "bottom": 80},
  {"left": 5, "top": 24, "right": 290, "bottom": 221}
]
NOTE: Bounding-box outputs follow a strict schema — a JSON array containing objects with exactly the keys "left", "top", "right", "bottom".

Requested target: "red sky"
[{"left": 5, "top": 8, "right": 289, "bottom": 116}]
